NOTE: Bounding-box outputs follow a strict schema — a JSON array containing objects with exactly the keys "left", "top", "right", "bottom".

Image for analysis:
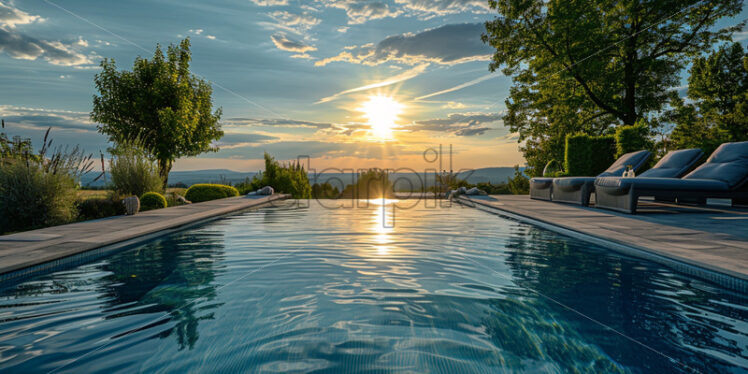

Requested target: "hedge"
[
  {"left": 77, "top": 197, "right": 126, "bottom": 220},
  {"left": 140, "top": 192, "right": 167, "bottom": 211},
  {"left": 615, "top": 122, "right": 652, "bottom": 158},
  {"left": 184, "top": 184, "right": 239, "bottom": 203},
  {"left": 564, "top": 134, "right": 616, "bottom": 176}
]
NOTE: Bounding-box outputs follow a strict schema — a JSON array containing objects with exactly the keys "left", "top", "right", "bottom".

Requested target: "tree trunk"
[{"left": 158, "top": 158, "right": 173, "bottom": 190}]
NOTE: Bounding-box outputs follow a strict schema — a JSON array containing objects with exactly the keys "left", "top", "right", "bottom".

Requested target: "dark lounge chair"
[
  {"left": 543, "top": 150, "right": 652, "bottom": 206},
  {"left": 530, "top": 150, "right": 651, "bottom": 203},
  {"left": 595, "top": 142, "right": 748, "bottom": 214}
]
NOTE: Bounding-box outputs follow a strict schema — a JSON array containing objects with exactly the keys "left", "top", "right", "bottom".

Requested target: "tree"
[
  {"left": 667, "top": 42, "right": 748, "bottom": 156},
  {"left": 92, "top": 38, "right": 223, "bottom": 188},
  {"left": 482, "top": 0, "right": 743, "bottom": 175},
  {"left": 506, "top": 165, "right": 529, "bottom": 194}
]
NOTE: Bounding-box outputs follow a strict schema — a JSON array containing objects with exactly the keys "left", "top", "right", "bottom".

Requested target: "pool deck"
[
  {"left": 0, "top": 194, "right": 288, "bottom": 277},
  {"left": 458, "top": 195, "right": 748, "bottom": 284}
]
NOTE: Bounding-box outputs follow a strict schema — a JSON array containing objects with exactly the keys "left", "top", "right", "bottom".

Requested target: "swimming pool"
[{"left": 0, "top": 200, "right": 745, "bottom": 373}]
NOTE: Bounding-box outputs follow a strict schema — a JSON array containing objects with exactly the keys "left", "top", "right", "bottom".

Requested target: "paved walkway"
[
  {"left": 0, "top": 194, "right": 288, "bottom": 276},
  {"left": 458, "top": 195, "right": 748, "bottom": 282}
]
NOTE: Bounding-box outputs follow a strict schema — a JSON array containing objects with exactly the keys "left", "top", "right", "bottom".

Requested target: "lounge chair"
[
  {"left": 530, "top": 150, "right": 651, "bottom": 205},
  {"left": 595, "top": 142, "right": 748, "bottom": 214}
]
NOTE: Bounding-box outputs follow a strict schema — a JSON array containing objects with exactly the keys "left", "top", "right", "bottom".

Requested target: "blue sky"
[{"left": 1, "top": 0, "right": 746, "bottom": 171}]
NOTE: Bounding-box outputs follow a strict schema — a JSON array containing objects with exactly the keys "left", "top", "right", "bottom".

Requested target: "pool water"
[{"left": 0, "top": 200, "right": 746, "bottom": 373}]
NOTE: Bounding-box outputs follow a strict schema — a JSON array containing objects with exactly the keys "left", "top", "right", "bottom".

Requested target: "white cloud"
[
  {"left": 317, "top": 63, "right": 429, "bottom": 103},
  {"left": 733, "top": 30, "right": 748, "bottom": 42},
  {"left": 0, "top": 2, "right": 42, "bottom": 28},
  {"left": 0, "top": 28, "right": 93, "bottom": 66},
  {"left": 410, "top": 112, "right": 502, "bottom": 136},
  {"left": 316, "top": 0, "right": 402, "bottom": 24},
  {"left": 250, "top": 0, "right": 289, "bottom": 6},
  {"left": 395, "top": 0, "right": 489, "bottom": 17},
  {"left": 0, "top": 4, "right": 92, "bottom": 66},
  {"left": 270, "top": 33, "right": 317, "bottom": 53},
  {"left": 316, "top": 23, "right": 491, "bottom": 66},
  {"left": 441, "top": 101, "right": 466, "bottom": 109},
  {"left": 337, "top": 26, "right": 349, "bottom": 33},
  {"left": 270, "top": 10, "right": 321, "bottom": 32},
  {"left": 416, "top": 74, "right": 499, "bottom": 100},
  {"left": 206, "top": 35, "right": 216, "bottom": 40}
]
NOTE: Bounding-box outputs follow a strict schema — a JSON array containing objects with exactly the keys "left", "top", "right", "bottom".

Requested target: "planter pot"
[{"left": 122, "top": 196, "right": 140, "bottom": 215}]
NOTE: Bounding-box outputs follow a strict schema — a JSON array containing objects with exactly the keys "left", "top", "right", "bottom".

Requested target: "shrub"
[
  {"left": 140, "top": 192, "right": 168, "bottom": 211},
  {"left": 243, "top": 153, "right": 311, "bottom": 198},
  {"left": 507, "top": 165, "right": 530, "bottom": 194},
  {"left": 77, "top": 197, "right": 126, "bottom": 220},
  {"left": 339, "top": 169, "right": 394, "bottom": 199},
  {"left": 0, "top": 162, "right": 78, "bottom": 233},
  {"left": 615, "top": 121, "right": 653, "bottom": 157},
  {"left": 0, "top": 128, "right": 97, "bottom": 234},
  {"left": 109, "top": 139, "right": 163, "bottom": 197},
  {"left": 311, "top": 182, "right": 340, "bottom": 199},
  {"left": 184, "top": 184, "right": 239, "bottom": 203},
  {"left": 564, "top": 134, "right": 615, "bottom": 176}
]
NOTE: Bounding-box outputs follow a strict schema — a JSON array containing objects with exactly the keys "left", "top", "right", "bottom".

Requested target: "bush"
[
  {"left": 615, "top": 121, "right": 653, "bottom": 157},
  {"left": 0, "top": 162, "right": 78, "bottom": 233},
  {"left": 242, "top": 153, "right": 311, "bottom": 198},
  {"left": 140, "top": 192, "right": 167, "bottom": 211},
  {"left": 0, "top": 128, "right": 97, "bottom": 234},
  {"left": 564, "top": 134, "right": 615, "bottom": 176},
  {"left": 507, "top": 165, "right": 530, "bottom": 194},
  {"left": 109, "top": 139, "right": 163, "bottom": 197},
  {"left": 184, "top": 184, "right": 239, "bottom": 203},
  {"left": 311, "top": 182, "right": 340, "bottom": 199},
  {"left": 77, "top": 197, "right": 126, "bottom": 220},
  {"left": 339, "top": 169, "right": 393, "bottom": 199}
]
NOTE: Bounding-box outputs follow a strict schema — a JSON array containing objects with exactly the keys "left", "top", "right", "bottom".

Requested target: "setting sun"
[{"left": 359, "top": 95, "right": 403, "bottom": 140}]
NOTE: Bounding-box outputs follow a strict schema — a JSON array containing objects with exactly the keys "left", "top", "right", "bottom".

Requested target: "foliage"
[
  {"left": 91, "top": 38, "right": 223, "bottom": 188},
  {"left": 109, "top": 138, "right": 163, "bottom": 197},
  {"left": 564, "top": 134, "right": 616, "bottom": 176},
  {"left": 311, "top": 182, "right": 341, "bottom": 199},
  {"left": 507, "top": 165, "right": 530, "bottom": 195},
  {"left": 141, "top": 192, "right": 168, "bottom": 211},
  {"left": 482, "top": 0, "right": 743, "bottom": 175},
  {"left": 77, "top": 197, "right": 126, "bottom": 220},
  {"left": 0, "top": 128, "right": 98, "bottom": 234},
  {"left": 0, "top": 161, "right": 78, "bottom": 233},
  {"left": 339, "top": 169, "right": 394, "bottom": 199},
  {"left": 243, "top": 153, "right": 311, "bottom": 198},
  {"left": 428, "top": 172, "right": 520, "bottom": 195},
  {"left": 667, "top": 42, "right": 748, "bottom": 156},
  {"left": 184, "top": 184, "right": 239, "bottom": 203},
  {"left": 615, "top": 121, "right": 653, "bottom": 158},
  {"left": 542, "top": 160, "right": 564, "bottom": 177}
]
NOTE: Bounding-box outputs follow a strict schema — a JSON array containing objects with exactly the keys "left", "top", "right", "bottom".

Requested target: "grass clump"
[
  {"left": 140, "top": 192, "right": 167, "bottom": 211},
  {"left": 109, "top": 138, "right": 163, "bottom": 197},
  {"left": 184, "top": 184, "right": 239, "bottom": 203},
  {"left": 0, "top": 129, "right": 99, "bottom": 234}
]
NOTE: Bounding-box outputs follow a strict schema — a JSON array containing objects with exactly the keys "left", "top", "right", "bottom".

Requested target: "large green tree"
[
  {"left": 92, "top": 38, "right": 223, "bottom": 187},
  {"left": 667, "top": 42, "right": 748, "bottom": 155},
  {"left": 482, "top": 0, "right": 743, "bottom": 175}
]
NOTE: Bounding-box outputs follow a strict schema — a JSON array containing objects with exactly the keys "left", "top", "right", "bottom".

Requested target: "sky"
[{"left": 0, "top": 0, "right": 746, "bottom": 173}]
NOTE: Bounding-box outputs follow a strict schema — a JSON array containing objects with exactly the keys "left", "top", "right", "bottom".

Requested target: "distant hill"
[{"left": 81, "top": 167, "right": 525, "bottom": 190}]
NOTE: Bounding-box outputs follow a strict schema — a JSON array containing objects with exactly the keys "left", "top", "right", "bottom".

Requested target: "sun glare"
[{"left": 359, "top": 95, "right": 402, "bottom": 140}]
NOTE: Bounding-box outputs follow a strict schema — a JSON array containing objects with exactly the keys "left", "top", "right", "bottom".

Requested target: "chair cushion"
[
  {"left": 598, "top": 150, "right": 651, "bottom": 177},
  {"left": 595, "top": 176, "right": 730, "bottom": 194},
  {"left": 684, "top": 141, "right": 748, "bottom": 189},
  {"left": 553, "top": 177, "right": 595, "bottom": 192},
  {"left": 530, "top": 177, "right": 553, "bottom": 189},
  {"left": 639, "top": 148, "right": 703, "bottom": 178}
]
